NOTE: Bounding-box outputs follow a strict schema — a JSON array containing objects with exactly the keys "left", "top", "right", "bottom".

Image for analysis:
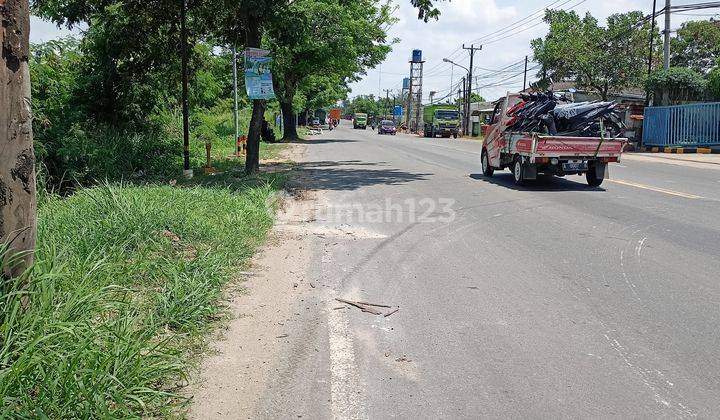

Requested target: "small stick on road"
[
  {"left": 335, "top": 298, "right": 383, "bottom": 315},
  {"left": 356, "top": 301, "right": 392, "bottom": 308},
  {"left": 384, "top": 308, "right": 400, "bottom": 318}
]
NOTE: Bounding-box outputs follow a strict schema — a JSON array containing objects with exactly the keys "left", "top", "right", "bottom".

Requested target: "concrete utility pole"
[
  {"left": 523, "top": 55, "right": 529, "bottom": 91},
  {"left": 663, "top": 0, "right": 671, "bottom": 70},
  {"left": 462, "top": 44, "right": 482, "bottom": 136},
  {"left": 406, "top": 62, "right": 413, "bottom": 129},
  {"left": 646, "top": 0, "right": 658, "bottom": 107},
  {"left": 232, "top": 46, "right": 239, "bottom": 147},
  {"left": 450, "top": 66, "right": 454, "bottom": 102},
  {"left": 384, "top": 89, "right": 392, "bottom": 119}
]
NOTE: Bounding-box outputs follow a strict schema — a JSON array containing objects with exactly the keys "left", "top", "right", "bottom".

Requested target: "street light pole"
[
  {"left": 444, "top": 58, "right": 470, "bottom": 134},
  {"left": 232, "top": 46, "right": 239, "bottom": 149}
]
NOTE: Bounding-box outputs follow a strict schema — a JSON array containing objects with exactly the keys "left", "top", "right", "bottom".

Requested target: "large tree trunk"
[
  {"left": 244, "top": 14, "right": 262, "bottom": 174},
  {"left": 280, "top": 99, "right": 298, "bottom": 141},
  {"left": 0, "top": 0, "right": 37, "bottom": 277},
  {"left": 245, "top": 99, "right": 265, "bottom": 173}
]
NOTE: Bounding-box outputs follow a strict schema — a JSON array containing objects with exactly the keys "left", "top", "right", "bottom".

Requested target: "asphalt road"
[{"left": 256, "top": 123, "right": 720, "bottom": 419}]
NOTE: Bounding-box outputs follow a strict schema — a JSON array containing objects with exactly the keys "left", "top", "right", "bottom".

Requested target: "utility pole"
[
  {"left": 523, "top": 55, "right": 529, "bottom": 91},
  {"left": 663, "top": 0, "right": 671, "bottom": 70},
  {"left": 462, "top": 44, "right": 482, "bottom": 137},
  {"left": 392, "top": 94, "right": 397, "bottom": 123},
  {"left": 464, "top": 77, "right": 470, "bottom": 135},
  {"left": 458, "top": 76, "right": 466, "bottom": 135},
  {"left": 232, "top": 46, "right": 239, "bottom": 151},
  {"left": 646, "top": 0, "right": 658, "bottom": 106},
  {"left": 384, "top": 89, "right": 391, "bottom": 119},
  {"left": 450, "top": 66, "right": 454, "bottom": 101},
  {"left": 406, "top": 62, "right": 413, "bottom": 129},
  {"left": 180, "top": 0, "right": 192, "bottom": 178}
]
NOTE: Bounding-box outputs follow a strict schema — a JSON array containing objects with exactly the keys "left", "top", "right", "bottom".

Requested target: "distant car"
[
  {"left": 311, "top": 118, "right": 320, "bottom": 127},
  {"left": 378, "top": 120, "right": 397, "bottom": 135}
]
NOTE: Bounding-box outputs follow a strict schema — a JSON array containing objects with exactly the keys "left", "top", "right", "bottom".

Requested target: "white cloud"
[{"left": 350, "top": 0, "right": 707, "bottom": 102}]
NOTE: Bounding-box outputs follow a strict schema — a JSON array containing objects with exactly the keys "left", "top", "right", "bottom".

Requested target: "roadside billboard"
[{"left": 244, "top": 48, "right": 275, "bottom": 100}]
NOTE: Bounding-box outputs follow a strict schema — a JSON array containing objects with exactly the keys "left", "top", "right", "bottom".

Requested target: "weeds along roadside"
[{"left": 1, "top": 135, "right": 292, "bottom": 417}]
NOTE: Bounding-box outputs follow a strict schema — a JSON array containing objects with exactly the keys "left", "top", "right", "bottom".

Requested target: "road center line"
[{"left": 608, "top": 179, "right": 704, "bottom": 199}]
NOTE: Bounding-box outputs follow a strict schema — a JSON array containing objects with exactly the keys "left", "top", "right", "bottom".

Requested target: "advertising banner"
[{"left": 244, "top": 48, "right": 275, "bottom": 100}]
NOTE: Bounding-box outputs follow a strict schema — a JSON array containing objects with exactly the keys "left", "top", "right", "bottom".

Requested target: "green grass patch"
[{"left": 0, "top": 174, "right": 285, "bottom": 417}]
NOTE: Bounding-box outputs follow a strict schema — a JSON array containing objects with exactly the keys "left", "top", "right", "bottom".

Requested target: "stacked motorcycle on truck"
[{"left": 504, "top": 92, "right": 624, "bottom": 138}]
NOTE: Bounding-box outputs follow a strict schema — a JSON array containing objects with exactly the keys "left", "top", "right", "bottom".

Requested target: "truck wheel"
[
  {"left": 586, "top": 165, "right": 605, "bottom": 187},
  {"left": 513, "top": 156, "right": 525, "bottom": 186},
  {"left": 482, "top": 149, "right": 494, "bottom": 177}
]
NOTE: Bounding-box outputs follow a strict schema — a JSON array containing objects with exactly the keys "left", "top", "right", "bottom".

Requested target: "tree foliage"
[
  {"left": 531, "top": 9, "right": 654, "bottom": 100},
  {"left": 410, "top": 0, "right": 442, "bottom": 21},
  {"left": 646, "top": 67, "right": 709, "bottom": 104},
  {"left": 709, "top": 67, "right": 720, "bottom": 100},
  {"left": 267, "top": 0, "right": 394, "bottom": 139},
  {"left": 344, "top": 95, "right": 384, "bottom": 116},
  {"left": 671, "top": 19, "right": 720, "bottom": 74}
]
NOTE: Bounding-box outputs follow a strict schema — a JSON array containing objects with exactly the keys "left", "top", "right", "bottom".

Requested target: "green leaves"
[
  {"left": 531, "top": 9, "right": 654, "bottom": 99},
  {"left": 267, "top": 0, "right": 394, "bottom": 114},
  {"left": 646, "top": 67, "right": 710, "bottom": 103},
  {"left": 671, "top": 20, "right": 720, "bottom": 74}
]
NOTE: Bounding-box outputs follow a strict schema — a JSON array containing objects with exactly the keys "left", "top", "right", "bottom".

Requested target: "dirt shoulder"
[{"left": 186, "top": 142, "right": 318, "bottom": 419}]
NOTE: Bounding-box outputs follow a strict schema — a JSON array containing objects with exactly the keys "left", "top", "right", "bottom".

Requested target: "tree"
[
  {"left": 345, "top": 95, "right": 384, "bottom": 116},
  {"left": 671, "top": 19, "right": 720, "bottom": 74},
  {"left": 709, "top": 66, "right": 720, "bottom": 100},
  {"left": 647, "top": 67, "right": 709, "bottom": 104},
  {"left": 1, "top": 0, "right": 37, "bottom": 277},
  {"left": 267, "top": 0, "right": 393, "bottom": 141},
  {"left": 531, "top": 10, "right": 654, "bottom": 100},
  {"left": 455, "top": 92, "right": 484, "bottom": 106},
  {"left": 410, "top": 0, "right": 442, "bottom": 21}
]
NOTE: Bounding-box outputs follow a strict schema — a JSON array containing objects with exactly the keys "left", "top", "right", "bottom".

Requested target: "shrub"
[{"left": 646, "top": 67, "right": 709, "bottom": 104}]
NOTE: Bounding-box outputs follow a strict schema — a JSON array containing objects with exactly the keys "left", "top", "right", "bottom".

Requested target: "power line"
[{"left": 422, "top": 0, "right": 572, "bottom": 76}]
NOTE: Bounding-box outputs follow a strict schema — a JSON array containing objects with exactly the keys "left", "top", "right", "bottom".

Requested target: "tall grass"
[{"left": 0, "top": 178, "right": 281, "bottom": 417}]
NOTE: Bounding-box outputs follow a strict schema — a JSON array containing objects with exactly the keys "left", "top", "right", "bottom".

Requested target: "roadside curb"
[{"left": 638, "top": 146, "right": 720, "bottom": 154}]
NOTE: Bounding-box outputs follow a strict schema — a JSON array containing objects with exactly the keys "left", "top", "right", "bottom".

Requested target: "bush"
[
  {"left": 709, "top": 67, "right": 720, "bottom": 101},
  {"left": 646, "top": 67, "right": 709, "bottom": 104}
]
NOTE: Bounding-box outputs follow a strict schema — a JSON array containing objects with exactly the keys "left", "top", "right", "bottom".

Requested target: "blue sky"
[
  {"left": 30, "top": 0, "right": 717, "bottom": 103},
  {"left": 347, "top": 0, "right": 714, "bottom": 102}
]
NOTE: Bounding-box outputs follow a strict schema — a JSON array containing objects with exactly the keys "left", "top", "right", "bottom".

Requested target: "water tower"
[{"left": 406, "top": 49, "right": 424, "bottom": 132}]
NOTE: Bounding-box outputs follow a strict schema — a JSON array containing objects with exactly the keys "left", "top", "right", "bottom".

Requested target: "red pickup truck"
[{"left": 481, "top": 93, "right": 626, "bottom": 187}]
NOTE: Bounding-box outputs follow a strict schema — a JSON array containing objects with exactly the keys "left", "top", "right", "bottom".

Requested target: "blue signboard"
[
  {"left": 402, "top": 78, "right": 410, "bottom": 90},
  {"left": 244, "top": 48, "right": 275, "bottom": 100},
  {"left": 393, "top": 105, "right": 402, "bottom": 117}
]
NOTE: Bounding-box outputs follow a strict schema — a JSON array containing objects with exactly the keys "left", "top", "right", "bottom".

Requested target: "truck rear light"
[
  {"left": 535, "top": 157, "right": 549, "bottom": 164},
  {"left": 602, "top": 157, "right": 618, "bottom": 163}
]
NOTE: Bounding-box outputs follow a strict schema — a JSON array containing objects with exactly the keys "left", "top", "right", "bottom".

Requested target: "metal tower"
[{"left": 406, "top": 50, "right": 424, "bottom": 133}]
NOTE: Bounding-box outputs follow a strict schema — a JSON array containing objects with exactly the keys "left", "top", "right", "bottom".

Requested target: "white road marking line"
[
  {"left": 608, "top": 179, "right": 704, "bottom": 199},
  {"left": 328, "top": 297, "right": 367, "bottom": 420},
  {"left": 636, "top": 237, "right": 647, "bottom": 257}
]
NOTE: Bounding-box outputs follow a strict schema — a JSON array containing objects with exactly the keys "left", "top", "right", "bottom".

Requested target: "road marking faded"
[
  {"left": 608, "top": 179, "right": 704, "bottom": 199},
  {"left": 328, "top": 297, "right": 367, "bottom": 419}
]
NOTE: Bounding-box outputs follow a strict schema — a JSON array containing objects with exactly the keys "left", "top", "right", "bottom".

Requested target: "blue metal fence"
[{"left": 642, "top": 102, "right": 720, "bottom": 147}]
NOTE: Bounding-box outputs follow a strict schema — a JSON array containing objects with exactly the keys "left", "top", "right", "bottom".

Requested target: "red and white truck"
[{"left": 481, "top": 93, "right": 626, "bottom": 187}]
